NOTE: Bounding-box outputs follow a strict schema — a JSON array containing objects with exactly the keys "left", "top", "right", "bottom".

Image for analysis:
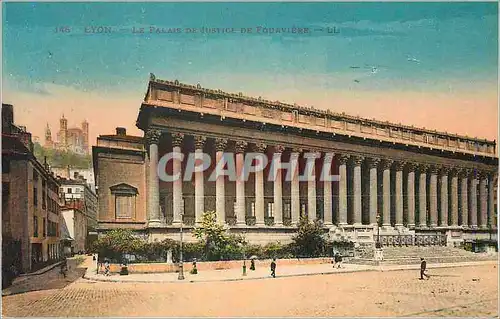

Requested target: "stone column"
[
  {"left": 323, "top": 153, "right": 334, "bottom": 226},
  {"left": 450, "top": 169, "right": 459, "bottom": 227},
  {"left": 172, "top": 132, "right": 184, "bottom": 224},
  {"left": 338, "top": 154, "right": 349, "bottom": 225},
  {"left": 439, "top": 167, "right": 449, "bottom": 227},
  {"left": 273, "top": 145, "right": 285, "bottom": 226},
  {"left": 146, "top": 129, "right": 162, "bottom": 226},
  {"left": 469, "top": 173, "right": 478, "bottom": 228},
  {"left": 194, "top": 135, "right": 206, "bottom": 225},
  {"left": 352, "top": 155, "right": 363, "bottom": 226},
  {"left": 290, "top": 148, "right": 301, "bottom": 225},
  {"left": 488, "top": 173, "right": 496, "bottom": 228},
  {"left": 418, "top": 164, "right": 427, "bottom": 227},
  {"left": 307, "top": 151, "right": 318, "bottom": 223},
  {"left": 381, "top": 159, "right": 393, "bottom": 227},
  {"left": 215, "top": 138, "right": 228, "bottom": 224},
  {"left": 255, "top": 143, "right": 267, "bottom": 226},
  {"left": 459, "top": 169, "right": 469, "bottom": 227},
  {"left": 367, "top": 157, "right": 380, "bottom": 225},
  {"left": 406, "top": 163, "right": 416, "bottom": 228},
  {"left": 235, "top": 141, "right": 248, "bottom": 226},
  {"left": 479, "top": 173, "right": 488, "bottom": 229},
  {"left": 429, "top": 166, "right": 438, "bottom": 228},
  {"left": 394, "top": 161, "right": 404, "bottom": 227}
]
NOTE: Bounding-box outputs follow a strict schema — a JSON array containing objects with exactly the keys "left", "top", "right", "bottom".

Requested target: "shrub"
[{"left": 290, "top": 217, "right": 328, "bottom": 257}]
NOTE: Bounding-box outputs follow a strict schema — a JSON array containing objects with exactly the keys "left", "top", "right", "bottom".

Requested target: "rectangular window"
[
  {"left": 115, "top": 195, "right": 135, "bottom": 219},
  {"left": 33, "top": 216, "right": 38, "bottom": 237},
  {"left": 33, "top": 187, "right": 38, "bottom": 206},
  {"left": 67, "top": 188, "right": 72, "bottom": 194},
  {"left": 284, "top": 202, "right": 291, "bottom": 218},
  {"left": 2, "top": 159, "right": 10, "bottom": 173},
  {"left": 42, "top": 190, "right": 46, "bottom": 209},
  {"left": 251, "top": 202, "right": 256, "bottom": 217},
  {"left": 300, "top": 203, "right": 307, "bottom": 218},
  {"left": 42, "top": 218, "right": 46, "bottom": 237},
  {"left": 267, "top": 202, "right": 274, "bottom": 217}
]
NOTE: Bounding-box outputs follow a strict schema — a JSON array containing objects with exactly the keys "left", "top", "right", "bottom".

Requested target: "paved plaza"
[{"left": 2, "top": 257, "right": 498, "bottom": 317}]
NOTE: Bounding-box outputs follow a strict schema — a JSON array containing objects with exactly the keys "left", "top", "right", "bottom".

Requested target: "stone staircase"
[{"left": 347, "top": 246, "right": 498, "bottom": 266}]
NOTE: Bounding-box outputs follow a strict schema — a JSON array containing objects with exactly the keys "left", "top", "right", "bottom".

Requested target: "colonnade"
[{"left": 146, "top": 130, "right": 497, "bottom": 229}]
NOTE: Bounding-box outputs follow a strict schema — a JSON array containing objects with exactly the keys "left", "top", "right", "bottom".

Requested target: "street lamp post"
[
  {"left": 376, "top": 213, "right": 381, "bottom": 248},
  {"left": 178, "top": 213, "right": 185, "bottom": 280},
  {"left": 242, "top": 231, "right": 247, "bottom": 276}
]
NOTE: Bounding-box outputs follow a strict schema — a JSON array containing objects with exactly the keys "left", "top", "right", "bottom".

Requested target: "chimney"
[
  {"left": 2, "top": 104, "right": 14, "bottom": 134},
  {"left": 43, "top": 156, "right": 49, "bottom": 171},
  {"left": 67, "top": 165, "right": 71, "bottom": 179},
  {"left": 116, "top": 127, "right": 126, "bottom": 136}
]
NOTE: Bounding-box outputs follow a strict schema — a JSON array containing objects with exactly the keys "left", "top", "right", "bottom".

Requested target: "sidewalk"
[
  {"left": 2, "top": 256, "right": 87, "bottom": 296},
  {"left": 83, "top": 260, "right": 498, "bottom": 284}
]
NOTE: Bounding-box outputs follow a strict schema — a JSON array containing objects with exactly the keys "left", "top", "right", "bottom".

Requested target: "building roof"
[
  {"left": 2, "top": 133, "right": 60, "bottom": 185},
  {"left": 143, "top": 75, "right": 496, "bottom": 145},
  {"left": 98, "top": 134, "right": 144, "bottom": 143}
]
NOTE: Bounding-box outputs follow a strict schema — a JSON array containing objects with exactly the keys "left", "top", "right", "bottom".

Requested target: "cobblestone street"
[{"left": 2, "top": 262, "right": 498, "bottom": 317}]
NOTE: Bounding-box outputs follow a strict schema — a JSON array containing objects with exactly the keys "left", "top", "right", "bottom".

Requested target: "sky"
[{"left": 2, "top": 2, "right": 498, "bottom": 146}]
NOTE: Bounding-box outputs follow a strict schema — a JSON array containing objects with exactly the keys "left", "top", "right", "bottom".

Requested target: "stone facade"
[
  {"left": 94, "top": 78, "right": 498, "bottom": 246},
  {"left": 2, "top": 104, "right": 63, "bottom": 273},
  {"left": 92, "top": 127, "right": 148, "bottom": 231}
]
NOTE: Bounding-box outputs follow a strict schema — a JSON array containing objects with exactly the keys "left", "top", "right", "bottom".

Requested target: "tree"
[
  {"left": 90, "top": 229, "right": 143, "bottom": 262},
  {"left": 192, "top": 211, "right": 244, "bottom": 261},
  {"left": 291, "top": 217, "right": 328, "bottom": 257}
]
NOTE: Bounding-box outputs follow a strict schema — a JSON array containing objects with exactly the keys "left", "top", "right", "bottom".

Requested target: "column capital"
[
  {"left": 366, "top": 157, "right": 381, "bottom": 168},
  {"left": 380, "top": 159, "right": 393, "bottom": 170},
  {"left": 291, "top": 147, "right": 303, "bottom": 153},
  {"left": 448, "top": 167, "right": 459, "bottom": 177},
  {"left": 488, "top": 172, "right": 498, "bottom": 183},
  {"left": 405, "top": 162, "right": 418, "bottom": 171},
  {"left": 439, "top": 166, "right": 451, "bottom": 176},
  {"left": 215, "top": 138, "right": 228, "bottom": 152},
  {"left": 393, "top": 161, "right": 405, "bottom": 171},
  {"left": 428, "top": 165, "right": 439, "bottom": 175},
  {"left": 478, "top": 171, "right": 490, "bottom": 179},
  {"left": 274, "top": 145, "right": 285, "bottom": 154},
  {"left": 254, "top": 143, "right": 267, "bottom": 153},
  {"left": 171, "top": 132, "right": 184, "bottom": 147},
  {"left": 145, "top": 129, "right": 162, "bottom": 145},
  {"left": 458, "top": 168, "right": 471, "bottom": 178},
  {"left": 235, "top": 140, "right": 248, "bottom": 153},
  {"left": 417, "top": 163, "right": 429, "bottom": 173},
  {"left": 351, "top": 155, "right": 364, "bottom": 166},
  {"left": 194, "top": 135, "right": 207, "bottom": 150},
  {"left": 469, "top": 169, "right": 480, "bottom": 180},
  {"left": 336, "top": 154, "right": 350, "bottom": 165}
]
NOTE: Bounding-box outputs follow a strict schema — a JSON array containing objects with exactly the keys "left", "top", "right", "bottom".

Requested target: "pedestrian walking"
[
  {"left": 60, "top": 259, "right": 68, "bottom": 278},
  {"left": 104, "top": 260, "right": 111, "bottom": 276},
  {"left": 270, "top": 258, "right": 276, "bottom": 278},
  {"left": 334, "top": 253, "right": 343, "bottom": 268},
  {"left": 420, "top": 257, "right": 430, "bottom": 280}
]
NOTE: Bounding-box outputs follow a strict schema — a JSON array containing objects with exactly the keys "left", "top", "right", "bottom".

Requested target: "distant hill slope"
[{"left": 33, "top": 142, "right": 92, "bottom": 169}]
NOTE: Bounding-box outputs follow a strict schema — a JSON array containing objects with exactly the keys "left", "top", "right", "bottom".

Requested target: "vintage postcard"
[{"left": 2, "top": 1, "right": 498, "bottom": 317}]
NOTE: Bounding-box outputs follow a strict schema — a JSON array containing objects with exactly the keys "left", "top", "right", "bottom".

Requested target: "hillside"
[{"left": 33, "top": 143, "right": 92, "bottom": 169}]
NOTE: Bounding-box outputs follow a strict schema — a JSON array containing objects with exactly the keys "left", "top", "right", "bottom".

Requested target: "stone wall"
[
  {"left": 105, "top": 257, "right": 332, "bottom": 274},
  {"left": 97, "top": 153, "right": 146, "bottom": 223}
]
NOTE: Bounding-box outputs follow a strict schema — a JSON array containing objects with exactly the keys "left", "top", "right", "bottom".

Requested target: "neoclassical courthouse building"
[{"left": 93, "top": 75, "right": 498, "bottom": 246}]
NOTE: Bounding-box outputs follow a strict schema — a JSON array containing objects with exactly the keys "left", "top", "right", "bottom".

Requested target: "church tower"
[
  {"left": 44, "top": 123, "right": 53, "bottom": 148},
  {"left": 82, "top": 119, "right": 89, "bottom": 155},
  {"left": 59, "top": 114, "right": 68, "bottom": 147}
]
